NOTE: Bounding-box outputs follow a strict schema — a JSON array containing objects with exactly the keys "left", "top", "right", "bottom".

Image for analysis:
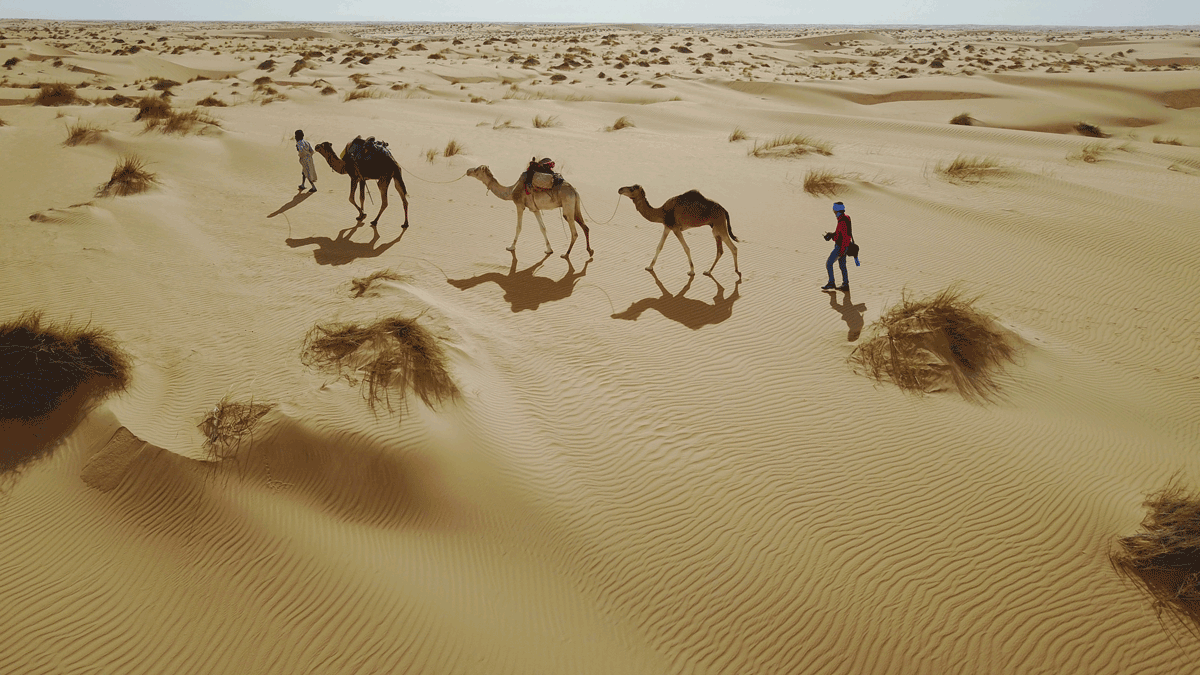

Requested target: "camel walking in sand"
[
  {"left": 466, "top": 165, "right": 593, "bottom": 260},
  {"left": 618, "top": 184, "right": 740, "bottom": 278},
  {"left": 315, "top": 137, "right": 410, "bottom": 228}
]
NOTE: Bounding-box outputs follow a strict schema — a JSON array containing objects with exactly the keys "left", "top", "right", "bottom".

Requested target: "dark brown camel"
[{"left": 315, "top": 137, "right": 410, "bottom": 228}]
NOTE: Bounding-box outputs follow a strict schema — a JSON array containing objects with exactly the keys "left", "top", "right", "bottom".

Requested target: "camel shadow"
[
  {"left": 447, "top": 252, "right": 589, "bottom": 312},
  {"left": 285, "top": 223, "right": 405, "bottom": 266},
  {"left": 267, "top": 191, "right": 313, "bottom": 218},
  {"left": 612, "top": 271, "right": 740, "bottom": 330},
  {"left": 824, "top": 289, "right": 867, "bottom": 341}
]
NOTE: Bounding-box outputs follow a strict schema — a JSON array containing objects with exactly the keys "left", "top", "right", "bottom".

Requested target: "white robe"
[{"left": 296, "top": 139, "right": 317, "bottom": 182}]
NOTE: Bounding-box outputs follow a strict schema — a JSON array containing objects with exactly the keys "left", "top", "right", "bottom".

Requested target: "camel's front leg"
[
  {"left": 508, "top": 204, "right": 524, "bottom": 252},
  {"left": 371, "top": 177, "right": 389, "bottom": 227},
  {"left": 647, "top": 226, "right": 671, "bottom": 272},
  {"left": 673, "top": 229, "right": 696, "bottom": 276},
  {"left": 529, "top": 209, "right": 553, "bottom": 255},
  {"left": 705, "top": 232, "right": 725, "bottom": 277},
  {"left": 349, "top": 179, "right": 366, "bottom": 220}
]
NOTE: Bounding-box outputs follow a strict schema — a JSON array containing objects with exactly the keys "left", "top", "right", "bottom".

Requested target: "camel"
[
  {"left": 314, "top": 137, "right": 409, "bottom": 228},
  {"left": 618, "top": 184, "right": 739, "bottom": 278},
  {"left": 466, "top": 165, "right": 593, "bottom": 260}
]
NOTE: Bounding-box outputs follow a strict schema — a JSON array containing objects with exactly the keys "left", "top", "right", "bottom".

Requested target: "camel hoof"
[
  {"left": 587, "top": 249, "right": 595, "bottom": 256},
  {"left": 561, "top": 253, "right": 570, "bottom": 260},
  {"left": 506, "top": 246, "right": 516, "bottom": 252},
  {"left": 703, "top": 271, "right": 713, "bottom": 277},
  {"left": 402, "top": 223, "right": 409, "bottom": 229},
  {"left": 545, "top": 250, "right": 554, "bottom": 255},
  {"left": 688, "top": 271, "right": 696, "bottom": 276},
  {"left": 645, "top": 266, "right": 654, "bottom": 272}
]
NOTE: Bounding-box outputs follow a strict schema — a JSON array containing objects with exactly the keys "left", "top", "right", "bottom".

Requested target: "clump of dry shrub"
[
  {"left": 143, "top": 108, "right": 220, "bottom": 135},
  {"left": 344, "top": 88, "right": 384, "bottom": 102},
  {"left": 533, "top": 114, "right": 560, "bottom": 128},
  {"left": 949, "top": 112, "right": 974, "bottom": 126},
  {"left": 443, "top": 139, "right": 464, "bottom": 157},
  {"left": 728, "top": 127, "right": 748, "bottom": 142},
  {"left": 132, "top": 96, "right": 171, "bottom": 121},
  {"left": 803, "top": 169, "right": 854, "bottom": 197},
  {"left": 300, "top": 316, "right": 458, "bottom": 416},
  {"left": 1, "top": 312, "right": 132, "bottom": 476},
  {"left": 33, "top": 82, "right": 80, "bottom": 106},
  {"left": 1112, "top": 481, "right": 1200, "bottom": 630},
  {"left": 198, "top": 395, "right": 274, "bottom": 460},
  {"left": 848, "top": 286, "right": 1019, "bottom": 401},
  {"left": 1152, "top": 136, "right": 1183, "bottom": 146},
  {"left": 749, "top": 133, "right": 833, "bottom": 158},
  {"left": 96, "top": 155, "right": 157, "bottom": 197},
  {"left": 1075, "top": 121, "right": 1107, "bottom": 138},
  {"left": 605, "top": 115, "right": 635, "bottom": 131},
  {"left": 349, "top": 270, "right": 410, "bottom": 298},
  {"left": 64, "top": 121, "right": 104, "bottom": 146},
  {"left": 196, "top": 96, "right": 227, "bottom": 107},
  {"left": 935, "top": 155, "right": 1009, "bottom": 184}
]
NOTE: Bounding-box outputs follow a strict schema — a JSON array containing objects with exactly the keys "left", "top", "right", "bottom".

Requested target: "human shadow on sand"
[
  {"left": 824, "top": 289, "right": 867, "bottom": 341},
  {"left": 447, "top": 252, "right": 590, "bottom": 312},
  {"left": 612, "top": 271, "right": 740, "bottom": 330},
  {"left": 267, "top": 190, "right": 313, "bottom": 218},
  {"left": 286, "top": 223, "right": 405, "bottom": 266}
]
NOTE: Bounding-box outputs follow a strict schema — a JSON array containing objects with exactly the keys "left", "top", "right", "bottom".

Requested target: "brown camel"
[
  {"left": 618, "top": 184, "right": 740, "bottom": 278},
  {"left": 466, "top": 165, "right": 593, "bottom": 260},
  {"left": 314, "top": 137, "right": 409, "bottom": 228}
]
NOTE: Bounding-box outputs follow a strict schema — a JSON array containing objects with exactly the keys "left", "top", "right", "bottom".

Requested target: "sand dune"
[{"left": 1, "top": 20, "right": 1199, "bottom": 675}]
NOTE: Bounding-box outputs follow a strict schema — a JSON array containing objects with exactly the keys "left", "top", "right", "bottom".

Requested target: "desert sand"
[{"left": 1, "top": 20, "right": 1199, "bottom": 674}]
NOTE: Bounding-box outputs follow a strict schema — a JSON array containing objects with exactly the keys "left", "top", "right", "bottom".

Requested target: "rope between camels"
[
  {"left": 393, "top": 161, "right": 468, "bottom": 185},
  {"left": 581, "top": 193, "right": 623, "bottom": 225}
]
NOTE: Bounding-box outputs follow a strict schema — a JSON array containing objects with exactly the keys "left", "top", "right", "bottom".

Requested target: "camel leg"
[
  {"left": 674, "top": 228, "right": 696, "bottom": 276},
  {"left": 561, "top": 198, "right": 578, "bottom": 260},
  {"left": 719, "top": 222, "right": 740, "bottom": 278},
  {"left": 508, "top": 204, "right": 523, "bottom": 252},
  {"left": 576, "top": 203, "right": 593, "bottom": 257},
  {"left": 706, "top": 231, "right": 724, "bottom": 277},
  {"left": 530, "top": 209, "right": 553, "bottom": 255},
  {"left": 647, "top": 226, "right": 671, "bottom": 272},
  {"left": 349, "top": 179, "right": 365, "bottom": 220},
  {"left": 371, "top": 177, "right": 388, "bottom": 227},
  {"left": 395, "top": 175, "right": 410, "bottom": 229}
]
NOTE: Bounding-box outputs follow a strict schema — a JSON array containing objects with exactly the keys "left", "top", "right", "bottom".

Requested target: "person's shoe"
[
  {"left": 308, "top": 187, "right": 317, "bottom": 193},
  {"left": 837, "top": 284, "right": 850, "bottom": 292},
  {"left": 821, "top": 283, "right": 836, "bottom": 290},
  {"left": 298, "top": 185, "right": 306, "bottom": 190}
]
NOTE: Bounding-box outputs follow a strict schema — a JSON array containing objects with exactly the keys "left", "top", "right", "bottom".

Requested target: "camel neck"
[{"left": 631, "top": 195, "right": 666, "bottom": 223}]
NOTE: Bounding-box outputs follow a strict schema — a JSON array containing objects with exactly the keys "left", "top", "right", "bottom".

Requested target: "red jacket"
[{"left": 832, "top": 214, "right": 853, "bottom": 252}]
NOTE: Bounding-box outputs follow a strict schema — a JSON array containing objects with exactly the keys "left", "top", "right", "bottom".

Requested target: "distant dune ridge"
[{"left": 1, "top": 19, "right": 1198, "bottom": 675}]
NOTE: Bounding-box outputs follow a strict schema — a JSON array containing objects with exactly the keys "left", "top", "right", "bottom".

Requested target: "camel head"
[
  {"left": 314, "top": 141, "right": 335, "bottom": 156},
  {"left": 466, "top": 165, "right": 492, "bottom": 182},
  {"left": 618, "top": 184, "right": 644, "bottom": 200}
]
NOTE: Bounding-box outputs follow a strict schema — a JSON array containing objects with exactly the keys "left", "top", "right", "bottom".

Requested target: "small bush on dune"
[
  {"left": 0, "top": 116, "right": 6, "bottom": 127},
  {"left": 321, "top": 86, "right": 337, "bottom": 96},
  {"left": 133, "top": 96, "right": 171, "bottom": 120},
  {"left": 424, "top": 147, "right": 437, "bottom": 163},
  {"left": 344, "top": 88, "right": 383, "bottom": 101},
  {"left": 196, "top": 96, "right": 227, "bottom": 107},
  {"left": 1153, "top": 136, "right": 1183, "bottom": 146},
  {"left": 605, "top": 115, "right": 635, "bottom": 131},
  {"left": 198, "top": 395, "right": 273, "bottom": 460},
  {"left": 949, "top": 112, "right": 974, "bottom": 125},
  {"left": 96, "top": 155, "right": 157, "bottom": 197},
  {"left": 935, "top": 155, "right": 1009, "bottom": 184},
  {"left": 0, "top": 312, "right": 132, "bottom": 476},
  {"left": 443, "top": 139, "right": 464, "bottom": 157},
  {"left": 749, "top": 133, "right": 833, "bottom": 158},
  {"left": 849, "top": 286, "right": 1019, "bottom": 401},
  {"left": 143, "top": 109, "right": 220, "bottom": 135},
  {"left": 34, "top": 82, "right": 80, "bottom": 106},
  {"left": 803, "top": 169, "right": 853, "bottom": 197},
  {"left": 728, "top": 127, "right": 748, "bottom": 142},
  {"left": 349, "top": 270, "right": 410, "bottom": 298},
  {"left": 64, "top": 121, "right": 104, "bottom": 146},
  {"left": 1112, "top": 481, "right": 1200, "bottom": 630},
  {"left": 300, "top": 316, "right": 458, "bottom": 416},
  {"left": 533, "top": 114, "right": 560, "bottom": 128},
  {"left": 1075, "top": 121, "right": 1107, "bottom": 138}
]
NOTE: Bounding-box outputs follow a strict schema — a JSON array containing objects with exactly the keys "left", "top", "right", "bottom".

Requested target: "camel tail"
[
  {"left": 725, "top": 207, "right": 738, "bottom": 242},
  {"left": 390, "top": 156, "right": 408, "bottom": 196}
]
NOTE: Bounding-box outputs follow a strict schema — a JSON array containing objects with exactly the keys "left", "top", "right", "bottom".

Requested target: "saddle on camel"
[{"left": 523, "top": 157, "right": 563, "bottom": 195}]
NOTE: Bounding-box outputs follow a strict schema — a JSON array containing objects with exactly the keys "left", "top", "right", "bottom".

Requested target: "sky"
[{"left": 0, "top": 0, "right": 1195, "bottom": 26}]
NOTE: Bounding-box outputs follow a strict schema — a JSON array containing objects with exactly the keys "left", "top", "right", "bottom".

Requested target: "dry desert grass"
[
  {"left": 849, "top": 286, "right": 1019, "bottom": 401},
  {"left": 132, "top": 96, "right": 171, "bottom": 121},
  {"left": 1075, "top": 121, "right": 1108, "bottom": 138},
  {"left": 1152, "top": 136, "right": 1183, "bottom": 146},
  {"left": 802, "top": 169, "right": 859, "bottom": 197},
  {"left": 300, "top": 316, "right": 458, "bottom": 416},
  {"left": 33, "top": 82, "right": 81, "bottom": 106},
  {"left": 1069, "top": 142, "right": 1111, "bottom": 163},
  {"left": 1112, "top": 481, "right": 1200, "bottom": 630},
  {"left": 935, "top": 155, "right": 1009, "bottom": 184},
  {"left": 604, "top": 115, "right": 635, "bottom": 132},
  {"left": 349, "top": 270, "right": 410, "bottom": 298},
  {"left": 443, "top": 139, "right": 465, "bottom": 157},
  {"left": 344, "top": 88, "right": 385, "bottom": 102},
  {"left": 728, "top": 127, "right": 748, "bottom": 142},
  {"left": 142, "top": 108, "right": 220, "bottom": 135},
  {"left": 198, "top": 396, "right": 274, "bottom": 460},
  {"left": 96, "top": 155, "right": 157, "bottom": 197},
  {"left": 749, "top": 133, "right": 833, "bottom": 158},
  {"left": 0, "top": 312, "right": 131, "bottom": 475},
  {"left": 64, "top": 121, "right": 104, "bottom": 146},
  {"left": 532, "top": 114, "right": 560, "bottom": 128},
  {"left": 949, "top": 112, "right": 974, "bottom": 125},
  {"left": 196, "top": 95, "right": 227, "bottom": 107}
]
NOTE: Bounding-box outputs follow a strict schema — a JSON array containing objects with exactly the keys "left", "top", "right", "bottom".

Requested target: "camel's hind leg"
[
  {"left": 371, "top": 177, "right": 389, "bottom": 227},
  {"left": 560, "top": 198, "right": 579, "bottom": 260},
  {"left": 647, "top": 226, "right": 671, "bottom": 272},
  {"left": 673, "top": 228, "right": 696, "bottom": 276},
  {"left": 576, "top": 200, "right": 593, "bottom": 257},
  {"left": 349, "top": 179, "right": 366, "bottom": 220},
  {"left": 394, "top": 172, "right": 410, "bottom": 228},
  {"left": 530, "top": 209, "right": 553, "bottom": 255},
  {"left": 706, "top": 219, "right": 740, "bottom": 278}
]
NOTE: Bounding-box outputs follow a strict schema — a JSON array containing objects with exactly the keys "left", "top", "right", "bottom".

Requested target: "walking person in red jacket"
[{"left": 821, "top": 202, "right": 853, "bottom": 291}]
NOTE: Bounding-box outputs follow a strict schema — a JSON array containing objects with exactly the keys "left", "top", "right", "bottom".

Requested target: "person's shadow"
[
  {"left": 612, "top": 271, "right": 740, "bottom": 330},
  {"left": 286, "top": 223, "right": 406, "bottom": 266},
  {"left": 267, "top": 191, "right": 313, "bottom": 218},
  {"left": 447, "top": 252, "right": 589, "bottom": 312},
  {"left": 824, "top": 289, "right": 867, "bottom": 341}
]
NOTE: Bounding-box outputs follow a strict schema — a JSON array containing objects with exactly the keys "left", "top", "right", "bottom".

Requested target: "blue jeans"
[{"left": 826, "top": 244, "right": 847, "bottom": 286}]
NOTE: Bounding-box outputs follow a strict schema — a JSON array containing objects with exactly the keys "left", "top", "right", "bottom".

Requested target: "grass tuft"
[
  {"left": 728, "top": 127, "right": 748, "bottom": 142},
  {"left": 533, "top": 114, "right": 561, "bottom": 128},
  {"left": 443, "top": 139, "right": 464, "bottom": 157},
  {"left": 196, "top": 96, "right": 227, "bottom": 107},
  {"left": 935, "top": 155, "right": 1009, "bottom": 184},
  {"left": 349, "top": 270, "right": 410, "bottom": 298},
  {"left": 143, "top": 108, "right": 219, "bottom": 135},
  {"left": 0, "top": 312, "right": 131, "bottom": 476},
  {"left": 424, "top": 148, "right": 437, "bottom": 163},
  {"left": 96, "top": 155, "right": 157, "bottom": 197},
  {"left": 848, "top": 286, "right": 1019, "bottom": 401},
  {"left": 33, "top": 82, "right": 81, "bottom": 107},
  {"left": 132, "top": 96, "right": 171, "bottom": 121},
  {"left": 300, "top": 316, "right": 458, "bottom": 416},
  {"left": 344, "top": 87, "right": 384, "bottom": 102},
  {"left": 605, "top": 115, "right": 635, "bottom": 131},
  {"left": 64, "top": 121, "right": 104, "bottom": 146},
  {"left": 1153, "top": 136, "right": 1183, "bottom": 146},
  {"left": 198, "top": 396, "right": 273, "bottom": 460},
  {"left": 803, "top": 169, "right": 854, "bottom": 197},
  {"left": 1111, "top": 480, "right": 1200, "bottom": 631},
  {"left": 949, "top": 112, "right": 974, "bottom": 125},
  {"left": 749, "top": 133, "right": 833, "bottom": 158},
  {"left": 1075, "top": 121, "right": 1107, "bottom": 138}
]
